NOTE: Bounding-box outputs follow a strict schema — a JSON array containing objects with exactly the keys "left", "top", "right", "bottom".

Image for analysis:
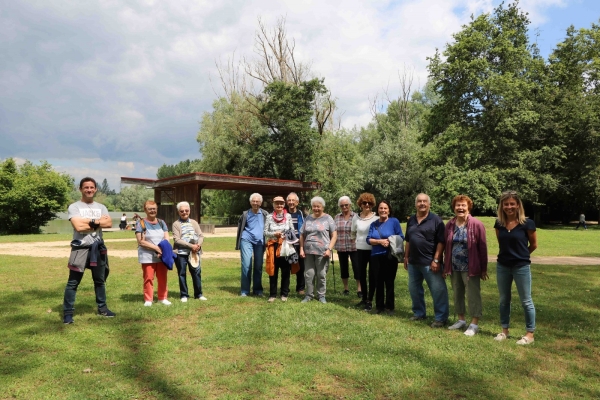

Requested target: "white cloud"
[{"left": 0, "top": 0, "right": 584, "bottom": 185}]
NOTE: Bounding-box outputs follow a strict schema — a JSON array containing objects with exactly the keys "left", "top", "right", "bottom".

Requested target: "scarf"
[{"left": 273, "top": 209, "right": 287, "bottom": 223}]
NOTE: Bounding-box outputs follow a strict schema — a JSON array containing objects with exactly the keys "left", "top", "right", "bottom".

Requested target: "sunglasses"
[{"left": 361, "top": 202, "right": 372, "bottom": 206}]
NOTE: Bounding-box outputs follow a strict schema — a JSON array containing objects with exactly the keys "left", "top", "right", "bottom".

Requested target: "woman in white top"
[
  {"left": 351, "top": 193, "right": 379, "bottom": 311},
  {"left": 135, "top": 200, "right": 171, "bottom": 307}
]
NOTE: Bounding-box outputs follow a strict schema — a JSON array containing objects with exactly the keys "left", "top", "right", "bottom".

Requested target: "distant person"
[
  {"left": 299, "top": 196, "right": 337, "bottom": 304},
  {"left": 119, "top": 213, "right": 128, "bottom": 230},
  {"left": 135, "top": 200, "right": 171, "bottom": 306},
  {"left": 172, "top": 201, "right": 206, "bottom": 302},
  {"left": 494, "top": 191, "right": 538, "bottom": 345},
  {"left": 404, "top": 193, "right": 448, "bottom": 328},
  {"left": 287, "top": 192, "right": 306, "bottom": 295},
  {"left": 236, "top": 193, "right": 268, "bottom": 297},
  {"left": 63, "top": 177, "right": 115, "bottom": 324},
  {"left": 366, "top": 200, "right": 404, "bottom": 315},
  {"left": 443, "top": 195, "right": 488, "bottom": 336},
  {"left": 351, "top": 192, "right": 378, "bottom": 310},
  {"left": 334, "top": 196, "right": 359, "bottom": 296},
  {"left": 264, "top": 196, "right": 295, "bottom": 302},
  {"left": 576, "top": 213, "right": 587, "bottom": 230}
]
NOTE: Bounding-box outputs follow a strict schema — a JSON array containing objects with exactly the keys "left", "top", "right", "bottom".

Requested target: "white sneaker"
[
  {"left": 181, "top": 297, "right": 188, "bottom": 303},
  {"left": 448, "top": 320, "right": 467, "bottom": 330},
  {"left": 159, "top": 299, "right": 172, "bottom": 306},
  {"left": 494, "top": 332, "right": 507, "bottom": 341},
  {"left": 144, "top": 301, "right": 152, "bottom": 307},
  {"left": 198, "top": 296, "right": 207, "bottom": 301},
  {"left": 464, "top": 325, "right": 479, "bottom": 336}
]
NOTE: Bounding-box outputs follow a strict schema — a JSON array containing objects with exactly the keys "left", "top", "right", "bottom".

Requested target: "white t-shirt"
[
  {"left": 68, "top": 201, "right": 109, "bottom": 241},
  {"left": 352, "top": 213, "right": 379, "bottom": 250}
]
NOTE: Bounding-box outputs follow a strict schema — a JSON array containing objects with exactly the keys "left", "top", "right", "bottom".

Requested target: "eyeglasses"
[
  {"left": 146, "top": 208, "right": 157, "bottom": 211},
  {"left": 361, "top": 202, "right": 372, "bottom": 206},
  {"left": 179, "top": 209, "right": 190, "bottom": 213},
  {"left": 340, "top": 204, "right": 350, "bottom": 207}
]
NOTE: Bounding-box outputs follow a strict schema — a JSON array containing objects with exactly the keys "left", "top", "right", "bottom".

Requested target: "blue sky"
[{"left": 1, "top": 0, "right": 598, "bottom": 191}]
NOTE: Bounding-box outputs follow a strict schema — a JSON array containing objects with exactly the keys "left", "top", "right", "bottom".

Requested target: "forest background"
[{"left": 2, "top": 2, "right": 599, "bottom": 233}]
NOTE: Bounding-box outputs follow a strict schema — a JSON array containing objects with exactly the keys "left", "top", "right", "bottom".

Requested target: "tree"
[
  {"left": 117, "top": 185, "right": 154, "bottom": 212},
  {"left": 0, "top": 158, "right": 73, "bottom": 234},
  {"left": 157, "top": 159, "right": 202, "bottom": 179},
  {"left": 424, "top": 2, "right": 562, "bottom": 215},
  {"left": 98, "top": 178, "right": 116, "bottom": 195},
  {"left": 545, "top": 23, "right": 600, "bottom": 219}
]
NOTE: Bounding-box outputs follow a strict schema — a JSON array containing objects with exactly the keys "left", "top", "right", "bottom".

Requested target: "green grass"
[
  {"left": 105, "top": 237, "right": 237, "bottom": 252},
  {"left": 1, "top": 250, "right": 600, "bottom": 399}
]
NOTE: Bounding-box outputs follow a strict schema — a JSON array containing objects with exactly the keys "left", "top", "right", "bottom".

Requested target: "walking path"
[{"left": 0, "top": 240, "right": 599, "bottom": 264}]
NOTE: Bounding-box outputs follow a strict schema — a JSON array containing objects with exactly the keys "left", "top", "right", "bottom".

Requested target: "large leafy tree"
[
  {"left": 117, "top": 185, "right": 154, "bottom": 212},
  {"left": 424, "top": 2, "right": 562, "bottom": 214},
  {"left": 0, "top": 158, "right": 73, "bottom": 234},
  {"left": 546, "top": 23, "right": 600, "bottom": 219}
]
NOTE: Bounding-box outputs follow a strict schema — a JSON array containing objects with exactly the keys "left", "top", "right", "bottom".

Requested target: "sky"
[{"left": 1, "top": 0, "right": 598, "bottom": 191}]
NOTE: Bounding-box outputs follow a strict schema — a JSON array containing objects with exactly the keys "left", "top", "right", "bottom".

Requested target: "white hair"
[
  {"left": 287, "top": 192, "right": 299, "bottom": 201},
  {"left": 176, "top": 201, "right": 190, "bottom": 211},
  {"left": 311, "top": 196, "right": 326, "bottom": 207},
  {"left": 249, "top": 193, "right": 263, "bottom": 203},
  {"left": 338, "top": 196, "right": 351, "bottom": 206},
  {"left": 415, "top": 193, "right": 431, "bottom": 205}
]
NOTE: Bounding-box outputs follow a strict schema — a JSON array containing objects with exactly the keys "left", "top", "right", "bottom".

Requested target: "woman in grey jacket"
[{"left": 172, "top": 201, "right": 206, "bottom": 302}]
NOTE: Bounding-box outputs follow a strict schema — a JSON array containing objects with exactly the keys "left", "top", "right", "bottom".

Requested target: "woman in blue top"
[
  {"left": 366, "top": 200, "right": 404, "bottom": 315},
  {"left": 494, "top": 191, "right": 538, "bottom": 345}
]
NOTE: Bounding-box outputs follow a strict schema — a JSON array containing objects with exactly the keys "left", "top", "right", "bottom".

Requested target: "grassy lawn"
[{"left": 1, "top": 249, "right": 599, "bottom": 398}]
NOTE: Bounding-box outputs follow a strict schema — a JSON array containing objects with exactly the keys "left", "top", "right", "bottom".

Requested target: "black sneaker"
[
  {"left": 343, "top": 290, "right": 350, "bottom": 295},
  {"left": 63, "top": 314, "right": 74, "bottom": 324},
  {"left": 357, "top": 291, "right": 362, "bottom": 298},
  {"left": 356, "top": 300, "right": 366, "bottom": 307},
  {"left": 98, "top": 309, "right": 116, "bottom": 318},
  {"left": 364, "top": 302, "right": 372, "bottom": 311}
]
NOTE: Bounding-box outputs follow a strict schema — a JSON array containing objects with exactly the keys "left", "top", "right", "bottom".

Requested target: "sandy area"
[{"left": 0, "top": 237, "right": 599, "bottom": 264}]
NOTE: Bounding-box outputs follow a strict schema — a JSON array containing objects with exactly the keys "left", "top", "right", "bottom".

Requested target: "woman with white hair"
[
  {"left": 334, "top": 195, "right": 360, "bottom": 296},
  {"left": 172, "top": 201, "right": 206, "bottom": 302},
  {"left": 299, "top": 196, "right": 337, "bottom": 303}
]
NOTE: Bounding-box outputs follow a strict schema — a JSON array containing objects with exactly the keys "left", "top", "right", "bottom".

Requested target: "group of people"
[{"left": 62, "top": 177, "right": 538, "bottom": 345}]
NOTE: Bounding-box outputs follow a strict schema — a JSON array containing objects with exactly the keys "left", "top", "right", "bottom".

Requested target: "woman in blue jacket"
[{"left": 366, "top": 200, "right": 404, "bottom": 315}]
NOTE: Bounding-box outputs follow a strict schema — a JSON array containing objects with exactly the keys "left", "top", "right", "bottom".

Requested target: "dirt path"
[{"left": 0, "top": 239, "right": 599, "bottom": 264}]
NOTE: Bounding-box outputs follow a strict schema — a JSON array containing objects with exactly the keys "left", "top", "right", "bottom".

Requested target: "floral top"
[{"left": 300, "top": 214, "right": 336, "bottom": 255}]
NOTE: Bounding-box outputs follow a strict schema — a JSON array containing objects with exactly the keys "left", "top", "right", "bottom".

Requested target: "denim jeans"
[
  {"left": 496, "top": 263, "right": 536, "bottom": 332},
  {"left": 408, "top": 263, "right": 449, "bottom": 322},
  {"left": 240, "top": 238, "right": 264, "bottom": 295},
  {"left": 175, "top": 254, "right": 202, "bottom": 299},
  {"left": 63, "top": 254, "right": 108, "bottom": 315}
]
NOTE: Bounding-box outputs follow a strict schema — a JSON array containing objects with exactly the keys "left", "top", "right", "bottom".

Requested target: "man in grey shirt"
[{"left": 63, "top": 177, "right": 115, "bottom": 324}]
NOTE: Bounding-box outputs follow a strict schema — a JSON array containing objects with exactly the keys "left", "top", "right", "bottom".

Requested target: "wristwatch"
[{"left": 433, "top": 259, "right": 439, "bottom": 264}]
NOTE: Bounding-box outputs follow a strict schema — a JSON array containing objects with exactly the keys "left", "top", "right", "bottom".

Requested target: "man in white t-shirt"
[{"left": 63, "top": 177, "right": 115, "bottom": 324}]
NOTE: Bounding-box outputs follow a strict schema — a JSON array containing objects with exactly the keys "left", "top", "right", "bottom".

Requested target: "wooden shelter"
[{"left": 121, "top": 172, "right": 320, "bottom": 230}]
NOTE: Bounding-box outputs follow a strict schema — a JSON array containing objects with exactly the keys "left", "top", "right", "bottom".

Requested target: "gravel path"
[{"left": 0, "top": 240, "right": 599, "bottom": 264}]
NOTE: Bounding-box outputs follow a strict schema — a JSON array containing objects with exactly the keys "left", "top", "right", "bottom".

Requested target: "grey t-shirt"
[
  {"left": 68, "top": 201, "right": 109, "bottom": 241},
  {"left": 300, "top": 214, "right": 336, "bottom": 255}
]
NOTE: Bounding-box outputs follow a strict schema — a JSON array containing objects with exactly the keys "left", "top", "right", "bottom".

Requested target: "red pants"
[{"left": 141, "top": 263, "right": 168, "bottom": 302}]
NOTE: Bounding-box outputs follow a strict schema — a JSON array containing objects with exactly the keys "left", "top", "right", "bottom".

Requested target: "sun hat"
[
  {"left": 189, "top": 251, "right": 200, "bottom": 268},
  {"left": 273, "top": 196, "right": 285, "bottom": 203}
]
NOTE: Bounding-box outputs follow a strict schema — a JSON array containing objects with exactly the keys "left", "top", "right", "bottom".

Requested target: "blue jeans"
[
  {"left": 63, "top": 254, "right": 108, "bottom": 315},
  {"left": 496, "top": 263, "right": 536, "bottom": 332},
  {"left": 240, "top": 238, "right": 264, "bottom": 295},
  {"left": 408, "top": 263, "right": 449, "bottom": 322},
  {"left": 175, "top": 254, "right": 202, "bottom": 298}
]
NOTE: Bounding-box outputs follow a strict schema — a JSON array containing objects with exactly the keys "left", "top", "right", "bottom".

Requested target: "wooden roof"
[{"left": 121, "top": 172, "right": 321, "bottom": 195}]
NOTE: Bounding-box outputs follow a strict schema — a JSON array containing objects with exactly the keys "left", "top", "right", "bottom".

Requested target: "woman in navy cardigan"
[{"left": 366, "top": 200, "right": 404, "bottom": 315}]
